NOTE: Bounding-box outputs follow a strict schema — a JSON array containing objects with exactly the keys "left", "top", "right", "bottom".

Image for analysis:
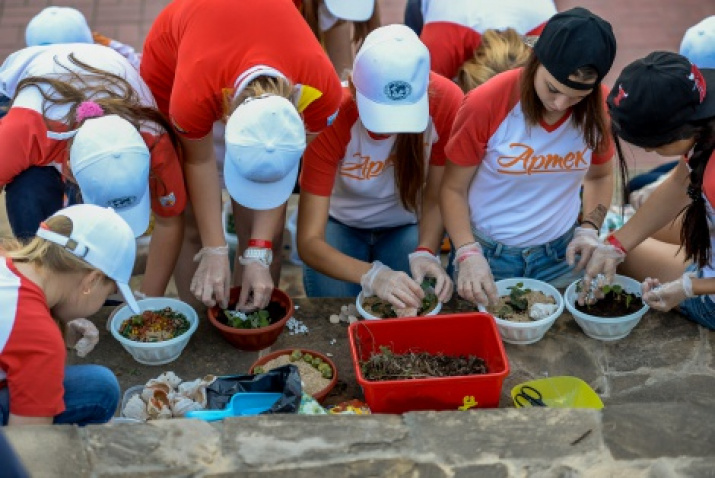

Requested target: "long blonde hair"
[
  {"left": 230, "top": 76, "right": 295, "bottom": 115},
  {"left": 456, "top": 29, "right": 532, "bottom": 93},
  {"left": 3, "top": 215, "right": 104, "bottom": 278}
]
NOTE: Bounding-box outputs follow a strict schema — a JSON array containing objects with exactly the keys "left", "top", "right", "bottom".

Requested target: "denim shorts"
[
  {"left": 472, "top": 225, "right": 582, "bottom": 289},
  {"left": 303, "top": 217, "right": 418, "bottom": 298},
  {"left": 678, "top": 264, "right": 715, "bottom": 330}
]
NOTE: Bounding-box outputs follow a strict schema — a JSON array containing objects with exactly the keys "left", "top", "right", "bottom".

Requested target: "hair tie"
[
  {"left": 75, "top": 101, "right": 104, "bottom": 123},
  {"left": 687, "top": 185, "right": 704, "bottom": 203}
]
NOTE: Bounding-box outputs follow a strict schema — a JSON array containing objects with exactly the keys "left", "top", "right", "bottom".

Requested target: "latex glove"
[
  {"left": 361, "top": 261, "right": 424, "bottom": 309},
  {"left": 237, "top": 260, "right": 274, "bottom": 311},
  {"left": 580, "top": 242, "right": 627, "bottom": 303},
  {"left": 408, "top": 251, "right": 453, "bottom": 303},
  {"left": 65, "top": 318, "right": 99, "bottom": 358},
  {"left": 565, "top": 227, "right": 600, "bottom": 271},
  {"left": 190, "top": 245, "right": 231, "bottom": 309},
  {"left": 641, "top": 273, "right": 695, "bottom": 312},
  {"left": 454, "top": 243, "right": 498, "bottom": 306}
]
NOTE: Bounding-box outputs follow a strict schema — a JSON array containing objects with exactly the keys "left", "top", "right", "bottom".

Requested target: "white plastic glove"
[
  {"left": 361, "top": 261, "right": 424, "bottom": 309},
  {"left": 565, "top": 227, "right": 600, "bottom": 271},
  {"left": 65, "top": 318, "right": 99, "bottom": 358},
  {"left": 408, "top": 251, "right": 454, "bottom": 303},
  {"left": 454, "top": 243, "right": 498, "bottom": 306},
  {"left": 237, "top": 259, "right": 274, "bottom": 311},
  {"left": 191, "top": 245, "right": 231, "bottom": 309},
  {"left": 580, "top": 240, "right": 627, "bottom": 301},
  {"left": 641, "top": 273, "right": 695, "bottom": 312}
]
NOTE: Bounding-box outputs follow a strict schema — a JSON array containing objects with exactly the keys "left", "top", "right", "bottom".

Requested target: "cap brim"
[
  {"left": 117, "top": 282, "right": 140, "bottom": 314},
  {"left": 324, "top": 0, "right": 374, "bottom": 21},
  {"left": 112, "top": 183, "right": 151, "bottom": 238},
  {"left": 224, "top": 152, "right": 301, "bottom": 210},
  {"left": 355, "top": 90, "right": 429, "bottom": 134},
  {"left": 693, "top": 68, "right": 715, "bottom": 121}
]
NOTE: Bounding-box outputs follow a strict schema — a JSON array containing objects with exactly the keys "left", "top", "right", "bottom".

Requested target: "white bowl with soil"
[
  {"left": 477, "top": 278, "right": 564, "bottom": 345},
  {"left": 356, "top": 290, "right": 442, "bottom": 320},
  {"left": 564, "top": 274, "right": 648, "bottom": 341}
]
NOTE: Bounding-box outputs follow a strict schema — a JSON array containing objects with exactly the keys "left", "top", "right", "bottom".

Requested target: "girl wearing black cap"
[
  {"left": 582, "top": 51, "right": 715, "bottom": 329},
  {"left": 440, "top": 7, "right": 619, "bottom": 306}
]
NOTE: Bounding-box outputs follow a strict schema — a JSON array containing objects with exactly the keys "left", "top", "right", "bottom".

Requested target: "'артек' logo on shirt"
[{"left": 497, "top": 144, "right": 589, "bottom": 175}]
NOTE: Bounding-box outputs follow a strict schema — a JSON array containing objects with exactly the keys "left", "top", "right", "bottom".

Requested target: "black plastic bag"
[{"left": 205, "top": 364, "right": 302, "bottom": 414}]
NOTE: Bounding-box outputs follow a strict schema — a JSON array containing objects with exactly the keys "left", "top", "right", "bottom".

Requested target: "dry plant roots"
[{"left": 360, "top": 346, "right": 488, "bottom": 381}]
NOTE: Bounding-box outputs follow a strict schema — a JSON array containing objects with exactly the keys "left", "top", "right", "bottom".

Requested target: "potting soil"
[{"left": 574, "top": 290, "right": 644, "bottom": 317}]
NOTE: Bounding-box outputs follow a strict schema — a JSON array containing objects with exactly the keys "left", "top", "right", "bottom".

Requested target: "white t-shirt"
[
  {"left": 301, "top": 73, "right": 464, "bottom": 228},
  {"left": 445, "top": 68, "right": 614, "bottom": 247}
]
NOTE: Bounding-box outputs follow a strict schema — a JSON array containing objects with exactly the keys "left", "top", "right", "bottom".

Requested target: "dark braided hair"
[{"left": 680, "top": 118, "right": 715, "bottom": 267}]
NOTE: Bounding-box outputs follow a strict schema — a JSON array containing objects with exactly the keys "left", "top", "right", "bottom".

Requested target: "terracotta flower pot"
[
  {"left": 250, "top": 348, "right": 338, "bottom": 403},
  {"left": 207, "top": 287, "right": 293, "bottom": 351}
]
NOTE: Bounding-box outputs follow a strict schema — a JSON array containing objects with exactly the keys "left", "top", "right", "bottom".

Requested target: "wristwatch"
[{"left": 239, "top": 247, "right": 273, "bottom": 267}]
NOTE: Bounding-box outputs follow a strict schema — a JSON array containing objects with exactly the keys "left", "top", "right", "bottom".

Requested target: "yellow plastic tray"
[{"left": 511, "top": 376, "right": 604, "bottom": 409}]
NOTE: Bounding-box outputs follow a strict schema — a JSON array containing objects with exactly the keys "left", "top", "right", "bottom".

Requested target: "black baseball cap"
[
  {"left": 534, "top": 7, "right": 616, "bottom": 90},
  {"left": 608, "top": 51, "right": 715, "bottom": 147}
]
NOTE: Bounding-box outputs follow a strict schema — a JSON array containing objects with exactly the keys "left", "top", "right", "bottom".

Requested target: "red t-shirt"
[
  {"left": 140, "top": 0, "right": 342, "bottom": 139},
  {"left": 0, "top": 258, "right": 66, "bottom": 418}
]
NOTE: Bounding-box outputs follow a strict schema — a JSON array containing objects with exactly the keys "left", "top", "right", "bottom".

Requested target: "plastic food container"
[
  {"left": 110, "top": 298, "right": 199, "bottom": 365},
  {"left": 249, "top": 348, "right": 338, "bottom": 403},
  {"left": 564, "top": 274, "right": 649, "bottom": 341},
  {"left": 348, "top": 312, "right": 509, "bottom": 413},
  {"left": 477, "top": 278, "right": 564, "bottom": 345},
  {"left": 355, "top": 291, "right": 443, "bottom": 320}
]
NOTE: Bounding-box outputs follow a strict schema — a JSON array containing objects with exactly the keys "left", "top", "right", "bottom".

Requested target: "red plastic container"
[
  {"left": 207, "top": 287, "right": 293, "bottom": 351},
  {"left": 348, "top": 313, "right": 510, "bottom": 414}
]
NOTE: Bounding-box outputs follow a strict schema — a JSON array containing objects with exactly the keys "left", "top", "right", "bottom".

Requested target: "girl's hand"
[
  {"left": 190, "top": 246, "right": 231, "bottom": 309},
  {"left": 408, "top": 251, "right": 453, "bottom": 303},
  {"left": 361, "top": 261, "right": 424, "bottom": 310},
  {"left": 66, "top": 318, "right": 99, "bottom": 358},
  {"left": 453, "top": 243, "right": 498, "bottom": 306},
  {"left": 237, "top": 261, "right": 274, "bottom": 311},
  {"left": 641, "top": 273, "right": 695, "bottom": 312},
  {"left": 566, "top": 227, "right": 600, "bottom": 271}
]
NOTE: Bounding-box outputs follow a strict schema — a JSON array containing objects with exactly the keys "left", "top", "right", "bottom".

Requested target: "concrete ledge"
[{"left": 4, "top": 405, "right": 714, "bottom": 477}]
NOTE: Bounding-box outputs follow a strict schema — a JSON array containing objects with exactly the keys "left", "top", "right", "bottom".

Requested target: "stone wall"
[{"left": 5, "top": 405, "right": 714, "bottom": 477}]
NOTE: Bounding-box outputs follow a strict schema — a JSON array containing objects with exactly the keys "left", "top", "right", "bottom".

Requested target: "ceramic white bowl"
[
  {"left": 110, "top": 298, "right": 199, "bottom": 365},
  {"left": 356, "top": 291, "right": 443, "bottom": 320},
  {"left": 478, "top": 278, "right": 564, "bottom": 345},
  {"left": 564, "top": 274, "right": 649, "bottom": 341}
]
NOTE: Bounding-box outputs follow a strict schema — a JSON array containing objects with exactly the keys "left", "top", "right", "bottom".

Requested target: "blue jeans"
[
  {"left": 303, "top": 217, "right": 418, "bottom": 297},
  {"left": 4, "top": 167, "right": 82, "bottom": 239},
  {"left": 472, "top": 225, "right": 582, "bottom": 289},
  {"left": 678, "top": 265, "right": 715, "bottom": 330},
  {"left": 0, "top": 365, "right": 120, "bottom": 426}
]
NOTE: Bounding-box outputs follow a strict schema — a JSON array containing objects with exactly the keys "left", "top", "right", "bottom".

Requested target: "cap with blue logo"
[
  {"left": 352, "top": 24, "right": 430, "bottom": 134},
  {"left": 224, "top": 95, "right": 306, "bottom": 210},
  {"left": 69, "top": 115, "right": 151, "bottom": 237}
]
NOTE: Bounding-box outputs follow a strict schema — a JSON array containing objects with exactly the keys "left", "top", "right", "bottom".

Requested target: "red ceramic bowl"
[
  {"left": 250, "top": 348, "right": 338, "bottom": 403},
  {"left": 207, "top": 287, "right": 293, "bottom": 351}
]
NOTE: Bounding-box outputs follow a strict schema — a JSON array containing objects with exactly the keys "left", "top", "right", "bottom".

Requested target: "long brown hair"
[
  {"left": 301, "top": 0, "right": 381, "bottom": 48},
  {"left": 15, "top": 54, "right": 179, "bottom": 151},
  {"left": 456, "top": 29, "right": 532, "bottom": 93},
  {"left": 393, "top": 132, "right": 426, "bottom": 213},
  {"left": 520, "top": 54, "right": 610, "bottom": 155}
]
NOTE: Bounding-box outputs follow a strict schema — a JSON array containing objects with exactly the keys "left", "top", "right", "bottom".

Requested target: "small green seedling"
[
  {"left": 506, "top": 282, "right": 532, "bottom": 312},
  {"left": 225, "top": 309, "right": 271, "bottom": 329}
]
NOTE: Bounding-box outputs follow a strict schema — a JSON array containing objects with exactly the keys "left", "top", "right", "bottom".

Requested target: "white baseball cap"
[
  {"left": 680, "top": 16, "right": 715, "bottom": 69},
  {"left": 25, "top": 7, "right": 93, "bottom": 47},
  {"left": 352, "top": 24, "right": 430, "bottom": 134},
  {"left": 36, "top": 204, "right": 140, "bottom": 314},
  {"left": 224, "top": 95, "right": 306, "bottom": 210},
  {"left": 69, "top": 115, "right": 151, "bottom": 237},
  {"left": 324, "top": 0, "right": 375, "bottom": 21}
]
